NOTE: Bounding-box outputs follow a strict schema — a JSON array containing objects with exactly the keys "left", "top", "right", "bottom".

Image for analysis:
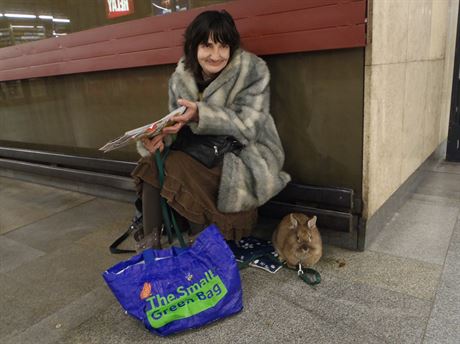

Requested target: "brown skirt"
[{"left": 131, "top": 150, "right": 257, "bottom": 241}]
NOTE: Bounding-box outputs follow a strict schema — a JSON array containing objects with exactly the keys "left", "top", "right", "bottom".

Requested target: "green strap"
[
  {"left": 298, "top": 268, "right": 321, "bottom": 285},
  {"left": 154, "top": 150, "right": 187, "bottom": 248},
  {"left": 285, "top": 264, "right": 321, "bottom": 286},
  {"left": 154, "top": 150, "right": 173, "bottom": 244}
]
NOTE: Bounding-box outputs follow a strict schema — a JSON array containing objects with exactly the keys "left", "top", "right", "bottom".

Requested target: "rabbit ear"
[
  {"left": 289, "top": 213, "right": 298, "bottom": 229},
  {"left": 307, "top": 216, "right": 317, "bottom": 229}
]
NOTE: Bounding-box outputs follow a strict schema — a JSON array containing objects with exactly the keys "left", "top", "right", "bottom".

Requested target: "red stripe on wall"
[{"left": 0, "top": 0, "right": 366, "bottom": 81}]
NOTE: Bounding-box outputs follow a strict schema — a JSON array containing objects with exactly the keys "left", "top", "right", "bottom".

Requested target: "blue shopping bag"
[{"left": 102, "top": 224, "right": 243, "bottom": 336}]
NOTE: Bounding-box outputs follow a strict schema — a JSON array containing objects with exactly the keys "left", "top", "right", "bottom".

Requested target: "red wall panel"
[{"left": 0, "top": 0, "right": 366, "bottom": 81}]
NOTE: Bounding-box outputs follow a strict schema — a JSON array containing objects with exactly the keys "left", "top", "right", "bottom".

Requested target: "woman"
[{"left": 132, "top": 10, "right": 290, "bottom": 250}]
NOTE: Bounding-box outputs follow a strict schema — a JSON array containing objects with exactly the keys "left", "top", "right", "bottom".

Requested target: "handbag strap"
[
  {"left": 109, "top": 223, "right": 136, "bottom": 254},
  {"left": 154, "top": 150, "right": 187, "bottom": 248}
]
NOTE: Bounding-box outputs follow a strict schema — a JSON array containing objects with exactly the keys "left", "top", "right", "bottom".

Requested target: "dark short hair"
[{"left": 183, "top": 10, "right": 240, "bottom": 79}]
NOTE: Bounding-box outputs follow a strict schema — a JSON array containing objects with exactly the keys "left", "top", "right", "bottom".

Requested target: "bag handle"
[
  {"left": 108, "top": 149, "right": 187, "bottom": 254},
  {"left": 155, "top": 150, "right": 187, "bottom": 248},
  {"left": 143, "top": 247, "right": 155, "bottom": 265}
]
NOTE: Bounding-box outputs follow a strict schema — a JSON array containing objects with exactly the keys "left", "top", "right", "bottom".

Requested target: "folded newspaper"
[{"left": 99, "top": 106, "right": 186, "bottom": 153}]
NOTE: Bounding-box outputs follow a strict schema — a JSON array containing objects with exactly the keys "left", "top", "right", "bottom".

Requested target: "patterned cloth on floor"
[{"left": 226, "top": 236, "right": 284, "bottom": 273}]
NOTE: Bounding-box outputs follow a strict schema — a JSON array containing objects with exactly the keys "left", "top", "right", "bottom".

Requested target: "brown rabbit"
[{"left": 272, "top": 213, "right": 322, "bottom": 268}]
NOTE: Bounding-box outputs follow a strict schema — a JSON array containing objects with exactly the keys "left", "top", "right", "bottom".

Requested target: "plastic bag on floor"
[{"left": 102, "top": 225, "right": 243, "bottom": 336}]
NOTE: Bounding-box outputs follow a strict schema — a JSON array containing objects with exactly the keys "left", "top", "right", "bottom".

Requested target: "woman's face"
[{"left": 197, "top": 36, "right": 230, "bottom": 78}]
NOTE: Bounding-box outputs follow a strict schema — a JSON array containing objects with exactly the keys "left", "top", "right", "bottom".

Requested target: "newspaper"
[{"left": 99, "top": 106, "right": 186, "bottom": 153}]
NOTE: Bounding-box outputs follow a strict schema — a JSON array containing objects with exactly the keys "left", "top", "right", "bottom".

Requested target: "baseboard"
[{"left": 0, "top": 166, "right": 136, "bottom": 203}]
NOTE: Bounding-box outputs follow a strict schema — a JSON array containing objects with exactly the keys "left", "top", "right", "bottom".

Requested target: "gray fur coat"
[{"left": 153, "top": 49, "right": 290, "bottom": 212}]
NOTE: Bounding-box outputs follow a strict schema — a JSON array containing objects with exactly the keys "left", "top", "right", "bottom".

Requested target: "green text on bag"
[{"left": 145, "top": 270, "right": 228, "bottom": 328}]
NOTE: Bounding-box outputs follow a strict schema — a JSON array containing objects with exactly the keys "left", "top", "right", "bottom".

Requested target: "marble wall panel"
[
  {"left": 407, "top": 0, "right": 433, "bottom": 62},
  {"left": 424, "top": 60, "right": 445, "bottom": 159},
  {"left": 401, "top": 61, "right": 429, "bottom": 183},
  {"left": 369, "top": 0, "right": 409, "bottom": 65},
  {"left": 429, "top": 0, "right": 449, "bottom": 60},
  {"left": 363, "top": 66, "right": 372, "bottom": 214},
  {"left": 364, "top": 63, "right": 406, "bottom": 216}
]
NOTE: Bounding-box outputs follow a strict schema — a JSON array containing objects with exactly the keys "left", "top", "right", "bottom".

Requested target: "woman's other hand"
[
  {"left": 141, "top": 134, "right": 166, "bottom": 154},
  {"left": 162, "top": 99, "right": 199, "bottom": 135}
]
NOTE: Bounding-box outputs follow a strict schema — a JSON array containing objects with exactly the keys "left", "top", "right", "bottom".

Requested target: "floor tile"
[
  {"left": 431, "top": 161, "right": 460, "bottom": 175},
  {"left": 0, "top": 177, "right": 94, "bottom": 235},
  {"left": 239, "top": 270, "right": 430, "bottom": 344},
  {"left": 423, "top": 279, "right": 460, "bottom": 344},
  {"left": 0, "top": 236, "right": 45, "bottom": 274},
  {"left": 316, "top": 246, "right": 441, "bottom": 300},
  {"left": 410, "top": 192, "right": 460, "bottom": 208},
  {"left": 423, "top": 218, "right": 460, "bottom": 344},
  {"left": 368, "top": 197, "right": 459, "bottom": 265},
  {"left": 416, "top": 171, "right": 460, "bottom": 200},
  {"left": 0, "top": 243, "right": 119, "bottom": 338},
  {"left": 1, "top": 287, "right": 113, "bottom": 344},
  {"left": 5, "top": 197, "right": 133, "bottom": 253}
]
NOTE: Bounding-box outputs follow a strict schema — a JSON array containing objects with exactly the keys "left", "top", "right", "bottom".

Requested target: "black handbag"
[{"left": 171, "top": 126, "right": 243, "bottom": 168}]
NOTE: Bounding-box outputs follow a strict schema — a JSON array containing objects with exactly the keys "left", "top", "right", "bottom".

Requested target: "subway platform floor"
[{"left": 1, "top": 159, "right": 460, "bottom": 344}]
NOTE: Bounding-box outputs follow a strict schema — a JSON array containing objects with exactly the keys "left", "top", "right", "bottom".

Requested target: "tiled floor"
[{"left": 1, "top": 159, "right": 459, "bottom": 343}]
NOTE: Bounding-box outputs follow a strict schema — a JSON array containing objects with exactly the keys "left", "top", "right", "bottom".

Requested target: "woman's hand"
[
  {"left": 141, "top": 133, "right": 166, "bottom": 154},
  {"left": 162, "top": 99, "right": 199, "bottom": 135}
]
